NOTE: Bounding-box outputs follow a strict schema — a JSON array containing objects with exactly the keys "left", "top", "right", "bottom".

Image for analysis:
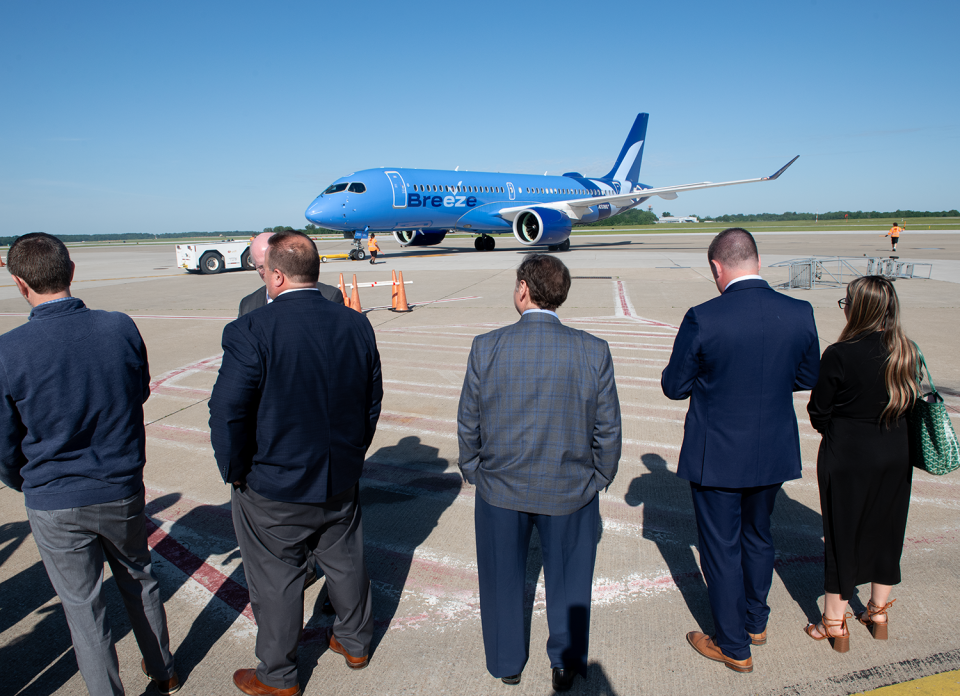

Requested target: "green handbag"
[{"left": 909, "top": 347, "right": 960, "bottom": 475}]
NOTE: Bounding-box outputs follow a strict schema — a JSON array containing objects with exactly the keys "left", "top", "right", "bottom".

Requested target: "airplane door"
[
  {"left": 506, "top": 182, "right": 516, "bottom": 201},
  {"left": 385, "top": 171, "right": 407, "bottom": 208}
]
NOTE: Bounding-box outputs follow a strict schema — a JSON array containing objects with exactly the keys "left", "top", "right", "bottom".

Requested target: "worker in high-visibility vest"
[
  {"left": 367, "top": 232, "right": 381, "bottom": 265},
  {"left": 885, "top": 223, "right": 901, "bottom": 252}
]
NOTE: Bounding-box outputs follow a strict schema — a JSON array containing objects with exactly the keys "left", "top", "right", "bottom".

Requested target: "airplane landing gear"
[
  {"left": 548, "top": 239, "right": 571, "bottom": 252},
  {"left": 474, "top": 235, "right": 495, "bottom": 251},
  {"left": 348, "top": 238, "right": 366, "bottom": 260}
]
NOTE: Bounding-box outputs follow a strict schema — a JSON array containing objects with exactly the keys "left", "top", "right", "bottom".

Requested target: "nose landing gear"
[
  {"left": 473, "top": 235, "right": 496, "bottom": 251},
  {"left": 347, "top": 239, "right": 367, "bottom": 261}
]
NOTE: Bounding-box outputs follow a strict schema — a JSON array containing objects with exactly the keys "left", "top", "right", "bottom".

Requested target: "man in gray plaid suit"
[{"left": 457, "top": 254, "right": 621, "bottom": 692}]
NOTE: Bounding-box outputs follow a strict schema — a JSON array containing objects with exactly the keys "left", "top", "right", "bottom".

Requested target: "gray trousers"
[
  {"left": 27, "top": 488, "right": 175, "bottom": 696},
  {"left": 232, "top": 483, "right": 373, "bottom": 689}
]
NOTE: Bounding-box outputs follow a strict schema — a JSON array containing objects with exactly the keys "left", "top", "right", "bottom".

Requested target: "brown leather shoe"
[
  {"left": 141, "top": 659, "right": 181, "bottom": 695},
  {"left": 232, "top": 668, "right": 301, "bottom": 696},
  {"left": 329, "top": 633, "right": 369, "bottom": 670},
  {"left": 748, "top": 629, "right": 767, "bottom": 646},
  {"left": 686, "top": 632, "right": 753, "bottom": 673}
]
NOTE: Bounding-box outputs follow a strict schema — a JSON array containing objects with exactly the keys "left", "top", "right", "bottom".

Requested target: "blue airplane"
[{"left": 304, "top": 114, "right": 798, "bottom": 252}]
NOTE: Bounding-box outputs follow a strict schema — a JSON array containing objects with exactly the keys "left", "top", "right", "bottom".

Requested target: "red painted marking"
[
  {"left": 149, "top": 355, "right": 222, "bottom": 392},
  {"left": 151, "top": 385, "right": 216, "bottom": 399},
  {"left": 616, "top": 280, "right": 633, "bottom": 317},
  {"left": 145, "top": 517, "right": 254, "bottom": 622}
]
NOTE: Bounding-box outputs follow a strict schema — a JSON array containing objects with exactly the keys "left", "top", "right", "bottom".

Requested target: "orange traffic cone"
[
  {"left": 350, "top": 274, "right": 362, "bottom": 312},
  {"left": 339, "top": 273, "right": 349, "bottom": 307},
  {"left": 391, "top": 270, "right": 399, "bottom": 309},
  {"left": 0, "top": 256, "right": 5, "bottom": 267},
  {"left": 394, "top": 271, "right": 410, "bottom": 312}
]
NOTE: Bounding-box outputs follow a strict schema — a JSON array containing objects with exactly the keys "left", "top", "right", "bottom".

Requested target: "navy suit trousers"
[
  {"left": 689, "top": 482, "right": 782, "bottom": 661},
  {"left": 475, "top": 494, "right": 599, "bottom": 677}
]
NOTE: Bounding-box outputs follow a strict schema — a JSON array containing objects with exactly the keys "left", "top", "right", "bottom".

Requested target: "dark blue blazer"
[
  {"left": 661, "top": 279, "right": 820, "bottom": 488},
  {"left": 209, "top": 290, "right": 382, "bottom": 503},
  {"left": 458, "top": 312, "right": 621, "bottom": 515}
]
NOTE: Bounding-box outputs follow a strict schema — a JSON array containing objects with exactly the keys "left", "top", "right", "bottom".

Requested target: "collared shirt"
[
  {"left": 522, "top": 308, "right": 559, "bottom": 319},
  {"left": 723, "top": 274, "right": 763, "bottom": 292},
  {"left": 29, "top": 296, "right": 74, "bottom": 319},
  {"left": 277, "top": 287, "right": 320, "bottom": 298}
]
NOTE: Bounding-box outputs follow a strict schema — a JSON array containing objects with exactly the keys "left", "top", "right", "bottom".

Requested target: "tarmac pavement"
[{"left": 1, "top": 231, "right": 959, "bottom": 695}]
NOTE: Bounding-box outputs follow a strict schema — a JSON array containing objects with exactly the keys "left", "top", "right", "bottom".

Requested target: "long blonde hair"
[{"left": 838, "top": 276, "right": 920, "bottom": 424}]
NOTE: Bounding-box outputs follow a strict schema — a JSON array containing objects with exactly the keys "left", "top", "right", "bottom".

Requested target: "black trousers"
[{"left": 232, "top": 484, "right": 373, "bottom": 689}]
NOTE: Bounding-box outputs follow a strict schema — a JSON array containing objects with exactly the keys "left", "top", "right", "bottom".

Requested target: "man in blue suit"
[
  {"left": 662, "top": 228, "right": 820, "bottom": 672},
  {"left": 210, "top": 231, "right": 382, "bottom": 696},
  {"left": 458, "top": 254, "right": 621, "bottom": 692}
]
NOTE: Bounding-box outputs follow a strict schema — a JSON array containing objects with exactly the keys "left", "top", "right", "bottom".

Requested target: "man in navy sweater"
[{"left": 0, "top": 233, "right": 178, "bottom": 695}]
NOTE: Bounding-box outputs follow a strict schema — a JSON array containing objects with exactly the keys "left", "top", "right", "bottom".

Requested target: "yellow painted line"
[{"left": 861, "top": 670, "right": 960, "bottom": 694}]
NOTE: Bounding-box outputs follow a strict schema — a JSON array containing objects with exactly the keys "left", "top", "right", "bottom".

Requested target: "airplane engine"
[
  {"left": 392, "top": 230, "right": 448, "bottom": 247},
  {"left": 512, "top": 207, "right": 573, "bottom": 246}
]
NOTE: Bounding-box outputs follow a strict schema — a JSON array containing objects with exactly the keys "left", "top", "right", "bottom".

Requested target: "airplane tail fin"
[{"left": 602, "top": 113, "right": 648, "bottom": 184}]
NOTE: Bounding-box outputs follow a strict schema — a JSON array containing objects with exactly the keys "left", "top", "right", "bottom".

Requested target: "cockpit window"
[
  {"left": 347, "top": 182, "right": 366, "bottom": 193},
  {"left": 323, "top": 183, "right": 348, "bottom": 195}
]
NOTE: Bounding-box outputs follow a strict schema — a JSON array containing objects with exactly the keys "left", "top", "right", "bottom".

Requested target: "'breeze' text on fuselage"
[{"left": 304, "top": 113, "right": 798, "bottom": 252}]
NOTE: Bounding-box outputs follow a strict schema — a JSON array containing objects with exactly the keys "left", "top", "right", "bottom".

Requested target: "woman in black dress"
[{"left": 805, "top": 276, "right": 919, "bottom": 652}]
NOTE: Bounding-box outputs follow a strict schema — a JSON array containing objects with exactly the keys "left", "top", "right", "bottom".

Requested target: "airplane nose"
[{"left": 305, "top": 198, "right": 325, "bottom": 224}]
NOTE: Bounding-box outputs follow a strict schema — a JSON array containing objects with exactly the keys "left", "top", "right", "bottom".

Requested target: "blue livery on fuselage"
[{"left": 304, "top": 114, "right": 798, "bottom": 252}]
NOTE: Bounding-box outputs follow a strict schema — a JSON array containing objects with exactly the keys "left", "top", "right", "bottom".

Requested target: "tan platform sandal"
[
  {"left": 804, "top": 612, "right": 852, "bottom": 653},
  {"left": 857, "top": 599, "right": 895, "bottom": 640}
]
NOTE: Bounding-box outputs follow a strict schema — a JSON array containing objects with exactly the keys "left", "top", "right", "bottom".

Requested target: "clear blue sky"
[{"left": 2, "top": 0, "right": 957, "bottom": 236}]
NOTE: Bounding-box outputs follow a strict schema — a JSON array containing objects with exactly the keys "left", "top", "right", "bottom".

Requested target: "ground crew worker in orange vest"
[
  {"left": 367, "top": 233, "right": 381, "bottom": 265},
  {"left": 886, "top": 223, "right": 901, "bottom": 252}
]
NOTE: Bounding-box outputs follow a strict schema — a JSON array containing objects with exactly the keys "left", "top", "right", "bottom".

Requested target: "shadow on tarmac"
[
  {"left": 770, "top": 487, "right": 827, "bottom": 623},
  {"left": 0, "top": 516, "right": 174, "bottom": 696},
  {"left": 0, "top": 519, "right": 79, "bottom": 695},
  {"left": 625, "top": 453, "right": 827, "bottom": 631},
  {"left": 569, "top": 661, "right": 621, "bottom": 695},
  {"left": 145, "top": 492, "right": 247, "bottom": 686},
  {"left": 625, "top": 454, "right": 713, "bottom": 631},
  {"left": 297, "top": 435, "right": 460, "bottom": 685}
]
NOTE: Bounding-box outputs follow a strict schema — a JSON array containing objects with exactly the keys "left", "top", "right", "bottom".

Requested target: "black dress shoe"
[
  {"left": 501, "top": 674, "right": 521, "bottom": 685},
  {"left": 552, "top": 667, "right": 576, "bottom": 692}
]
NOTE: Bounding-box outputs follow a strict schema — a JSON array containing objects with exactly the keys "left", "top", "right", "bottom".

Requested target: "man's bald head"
[
  {"left": 266, "top": 231, "right": 320, "bottom": 284},
  {"left": 251, "top": 232, "right": 274, "bottom": 280}
]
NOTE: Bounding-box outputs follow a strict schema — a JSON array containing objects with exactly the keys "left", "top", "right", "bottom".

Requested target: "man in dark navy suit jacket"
[
  {"left": 210, "top": 231, "right": 382, "bottom": 696},
  {"left": 661, "top": 228, "right": 820, "bottom": 673}
]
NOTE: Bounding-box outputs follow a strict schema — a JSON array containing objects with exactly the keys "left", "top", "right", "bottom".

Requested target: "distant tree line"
[
  {"left": 707, "top": 209, "right": 960, "bottom": 223},
  {"left": 575, "top": 209, "right": 659, "bottom": 227}
]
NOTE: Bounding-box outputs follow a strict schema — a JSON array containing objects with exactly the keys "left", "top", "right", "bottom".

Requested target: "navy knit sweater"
[{"left": 0, "top": 297, "right": 150, "bottom": 510}]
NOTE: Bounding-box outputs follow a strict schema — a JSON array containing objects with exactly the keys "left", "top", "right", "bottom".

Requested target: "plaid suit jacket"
[{"left": 457, "top": 311, "right": 621, "bottom": 515}]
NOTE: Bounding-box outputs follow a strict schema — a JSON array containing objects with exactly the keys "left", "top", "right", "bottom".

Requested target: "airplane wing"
[{"left": 496, "top": 156, "right": 799, "bottom": 222}]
